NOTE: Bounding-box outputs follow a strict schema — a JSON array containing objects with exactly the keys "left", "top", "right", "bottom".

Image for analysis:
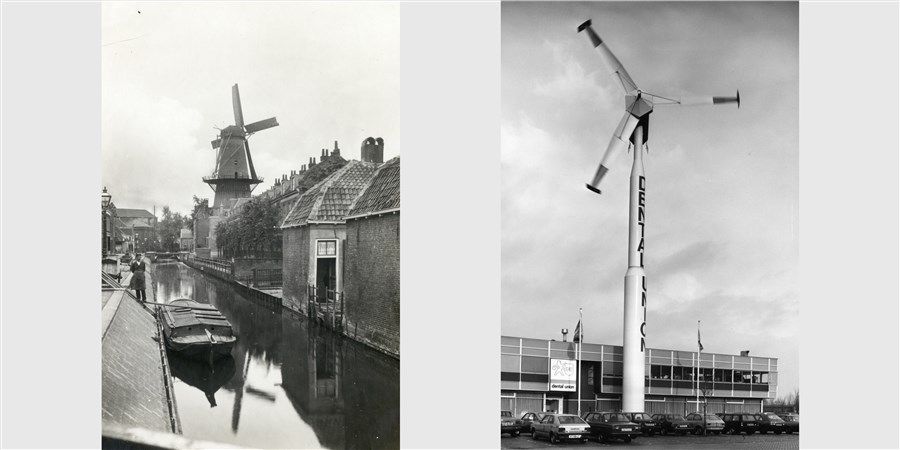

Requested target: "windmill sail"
[{"left": 232, "top": 84, "right": 244, "bottom": 128}]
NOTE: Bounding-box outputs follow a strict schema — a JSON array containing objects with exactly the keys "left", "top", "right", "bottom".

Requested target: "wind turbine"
[{"left": 577, "top": 19, "right": 739, "bottom": 413}]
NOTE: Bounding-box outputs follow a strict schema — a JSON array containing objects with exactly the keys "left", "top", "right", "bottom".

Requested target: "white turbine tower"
[{"left": 577, "top": 19, "right": 739, "bottom": 413}]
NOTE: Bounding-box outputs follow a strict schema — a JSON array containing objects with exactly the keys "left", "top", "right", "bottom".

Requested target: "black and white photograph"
[
  {"left": 99, "top": 3, "right": 400, "bottom": 448},
  {"left": 3, "top": 1, "right": 900, "bottom": 449},
  {"left": 501, "top": 2, "right": 799, "bottom": 447}
]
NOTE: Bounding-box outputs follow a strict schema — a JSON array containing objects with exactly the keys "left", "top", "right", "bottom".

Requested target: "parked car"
[
  {"left": 651, "top": 414, "right": 692, "bottom": 435},
  {"left": 755, "top": 412, "right": 788, "bottom": 434},
  {"left": 581, "top": 412, "right": 642, "bottom": 443},
  {"left": 120, "top": 253, "right": 133, "bottom": 264},
  {"left": 778, "top": 413, "right": 799, "bottom": 434},
  {"left": 721, "top": 413, "right": 760, "bottom": 435},
  {"left": 531, "top": 413, "right": 590, "bottom": 444},
  {"left": 684, "top": 412, "right": 726, "bottom": 435},
  {"left": 517, "top": 411, "right": 545, "bottom": 433},
  {"left": 501, "top": 410, "right": 522, "bottom": 436},
  {"left": 623, "top": 412, "right": 660, "bottom": 436}
]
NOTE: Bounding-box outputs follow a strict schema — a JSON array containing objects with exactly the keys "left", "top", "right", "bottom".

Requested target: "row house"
[{"left": 280, "top": 148, "right": 399, "bottom": 356}]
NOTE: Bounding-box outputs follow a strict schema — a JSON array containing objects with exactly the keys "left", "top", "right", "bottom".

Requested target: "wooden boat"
[{"left": 154, "top": 298, "right": 236, "bottom": 361}]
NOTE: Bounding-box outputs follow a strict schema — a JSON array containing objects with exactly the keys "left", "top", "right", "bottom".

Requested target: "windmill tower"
[{"left": 204, "top": 84, "right": 279, "bottom": 209}]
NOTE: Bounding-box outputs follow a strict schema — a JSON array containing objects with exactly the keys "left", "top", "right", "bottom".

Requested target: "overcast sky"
[
  {"left": 102, "top": 2, "right": 399, "bottom": 216},
  {"left": 501, "top": 2, "right": 799, "bottom": 397}
]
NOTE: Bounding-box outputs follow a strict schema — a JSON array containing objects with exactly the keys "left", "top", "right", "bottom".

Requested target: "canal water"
[{"left": 153, "top": 262, "right": 400, "bottom": 449}]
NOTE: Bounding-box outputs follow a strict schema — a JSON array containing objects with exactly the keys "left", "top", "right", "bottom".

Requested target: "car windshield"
[
  {"left": 705, "top": 415, "right": 720, "bottom": 420},
  {"left": 635, "top": 413, "right": 651, "bottom": 420},
  {"left": 558, "top": 415, "right": 585, "bottom": 425},
  {"left": 501, "top": 411, "right": 512, "bottom": 417},
  {"left": 673, "top": 415, "right": 686, "bottom": 421},
  {"left": 606, "top": 413, "right": 629, "bottom": 422},
  {"left": 742, "top": 415, "right": 756, "bottom": 421}
]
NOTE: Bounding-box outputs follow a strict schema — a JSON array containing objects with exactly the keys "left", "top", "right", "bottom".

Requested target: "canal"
[{"left": 153, "top": 262, "right": 400, "bottom": 449}]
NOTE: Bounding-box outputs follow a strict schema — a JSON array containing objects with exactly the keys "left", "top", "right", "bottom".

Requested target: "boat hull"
[
  {"left": 157, "top": 298, "right": 237, "bottom": 362},
  {"left": 164, "top": 336, "right": 236, "bottom": 359}
]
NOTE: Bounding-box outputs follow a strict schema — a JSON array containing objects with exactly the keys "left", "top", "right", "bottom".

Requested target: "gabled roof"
[
  {"left": 116, "top": 208, "right": 155, "bottom": 219},
  {"left": 346, "top": 157, "right": 400, "bottom": 219},
  {"left": 281, "top": 160, "right": 378, "bottom": 228},
  {"left": 118, "top": 218, "right": 153, "bottom": 229}
]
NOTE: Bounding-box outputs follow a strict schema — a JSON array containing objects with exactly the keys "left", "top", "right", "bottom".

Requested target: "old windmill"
[{"left": 204, "top": 84, "right": 279, "bottom": 209}]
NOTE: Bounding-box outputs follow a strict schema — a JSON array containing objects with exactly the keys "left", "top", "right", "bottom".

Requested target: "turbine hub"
[{"left": 625, "top": 91, "right": 654, "bottom": 118}]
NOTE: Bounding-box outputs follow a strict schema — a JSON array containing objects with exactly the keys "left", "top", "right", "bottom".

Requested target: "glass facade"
[{"left": 501, "top": 336, "right": 778, "bottom": 411}]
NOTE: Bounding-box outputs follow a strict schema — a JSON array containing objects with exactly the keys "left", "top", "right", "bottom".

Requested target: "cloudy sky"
[
  {"left": 501, "top": 2, "right": 799, "bottom": 397},
  {"left": 102, "top": 2, "right": 399, "bottom": 215}
]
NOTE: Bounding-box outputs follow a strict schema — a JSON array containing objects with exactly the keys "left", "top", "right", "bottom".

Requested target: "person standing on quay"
[{"left": 129, "top": 253, "right": 147, "bottom": 302}]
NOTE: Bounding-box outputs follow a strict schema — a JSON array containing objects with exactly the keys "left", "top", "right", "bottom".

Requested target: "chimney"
[
  {"left": 740, "top": 350, "right": 750, "bottom": 357},
  {"left": 333, "top": 140, "right": 341, "bottom": 157},
  {"left": 361, "top": 137, "right": 384, "bottom": 164}
]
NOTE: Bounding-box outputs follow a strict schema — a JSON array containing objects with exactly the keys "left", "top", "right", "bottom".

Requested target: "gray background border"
[{"left": 1, "top": 1, "right": 897, "bottom": 448}]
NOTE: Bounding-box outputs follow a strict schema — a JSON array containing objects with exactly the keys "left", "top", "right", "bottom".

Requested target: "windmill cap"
[{"left": 577, "top": 19, "right": 592, "bottom": 32}]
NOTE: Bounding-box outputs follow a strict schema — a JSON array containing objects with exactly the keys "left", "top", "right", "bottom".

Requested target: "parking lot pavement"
[{"left": 501, "top": 433, "right": 799, "bottom": 449}]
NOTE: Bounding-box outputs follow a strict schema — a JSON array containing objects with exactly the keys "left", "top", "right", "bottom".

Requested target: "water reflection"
[
  {"left": 167, "top": 351, "right": 236, "bottom": 407},
  {"left": 153, "top": 262, "right": 400, "bottom": 449}
]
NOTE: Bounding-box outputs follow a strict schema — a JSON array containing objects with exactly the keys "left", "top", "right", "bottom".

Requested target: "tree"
[
  {"left": 156, "top": 205, "right": 189, "bottom": 252},
  {"left": 215, "top": 198, "right": 281, "bottom": 258}
]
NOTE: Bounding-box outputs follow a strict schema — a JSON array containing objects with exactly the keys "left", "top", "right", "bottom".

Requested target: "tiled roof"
[
  {"left": 119, "top": 218, "right": 153, "bottom": 229},
  {"left": 116, "top": 208, "right": 155, "bottom": 218},
  {"left": 281, "top": 160, "right": 378, "bottom": 228},
  {"left": 347, "top": 157, "right": 400, "bottom": 218}
]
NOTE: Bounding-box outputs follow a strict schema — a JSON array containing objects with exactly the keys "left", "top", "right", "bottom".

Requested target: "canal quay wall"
[
  {"left": 180, "top": 253, "right": 399, "bottom": 360},
  {"left": 101, "top": 259, "right": 181, "bottom": 438}
]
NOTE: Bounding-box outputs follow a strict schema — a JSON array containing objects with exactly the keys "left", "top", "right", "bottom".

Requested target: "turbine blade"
[
  {"left": 646, "top": 90, "right": 740, "bottom": 108},
  {"left": 244, "top": 117, "right": 279, "bottom": 134},
  {"left": 232, "top": 84, "right": 244, "bottom": 128},
  {"left": 587, "top": 112, "right": 640, "bottom": 194},
  {"left": 578, "top": 19, "right": 638, "bottom": 93}
]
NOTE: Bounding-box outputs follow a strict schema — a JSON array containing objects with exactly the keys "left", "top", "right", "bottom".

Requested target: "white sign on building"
[{"left": 549, "top": 358, "right": 576, "bottom": 391}]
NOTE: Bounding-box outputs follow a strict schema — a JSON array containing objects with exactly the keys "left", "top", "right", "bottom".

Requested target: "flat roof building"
[{"left": 501, "top": 336, "right": 776, "bottom": 417}]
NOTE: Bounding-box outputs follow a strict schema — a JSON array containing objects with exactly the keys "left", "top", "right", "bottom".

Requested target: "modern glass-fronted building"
[{"left": 501, "top": 336, "right": 777, "bottom": 416}]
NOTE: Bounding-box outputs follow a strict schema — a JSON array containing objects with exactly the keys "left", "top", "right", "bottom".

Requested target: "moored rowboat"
[{"left": 154, "top": 298, "right": 236, "bottom": 361}]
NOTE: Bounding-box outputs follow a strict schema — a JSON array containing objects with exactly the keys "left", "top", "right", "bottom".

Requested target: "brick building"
[
  {"left": 280, "top": 160, "right": 379, "bottom": 313},
  {"left": 116, "top": 208, "right": 156, "bottom": 253},
  {"left": 342, "top": 157, "right": 400, "bottom": 356}
]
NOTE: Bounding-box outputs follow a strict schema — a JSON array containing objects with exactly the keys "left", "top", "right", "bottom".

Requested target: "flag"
[
  {"left": 573, "top": 320, "right": 582, "bottom": 343},
  {"left": 698, "top": 326, "right": 704, "bottom": 352}
]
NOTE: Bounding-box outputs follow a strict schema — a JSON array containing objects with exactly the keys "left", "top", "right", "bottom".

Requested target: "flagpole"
[
  {"left": 577, "top": 308, "right": 583, "bottom": 416},
  {"left": 696, "top": 320, "right": 700, "bottom": 412}
]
